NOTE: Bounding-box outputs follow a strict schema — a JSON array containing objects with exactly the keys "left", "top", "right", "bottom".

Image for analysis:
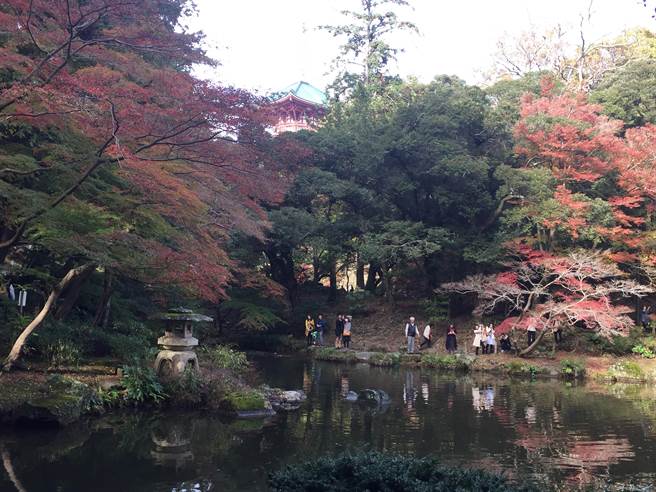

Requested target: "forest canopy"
[{"left": 2, "top": 0, "right": 656, "bottom": 368}]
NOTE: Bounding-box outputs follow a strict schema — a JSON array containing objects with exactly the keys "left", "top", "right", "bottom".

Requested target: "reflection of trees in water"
[
  {"left": 501, "top": 382, "right": 654, "bottom": 487},
  {"left": 4, "top": 360, "right": 656, "bottom": 491}
]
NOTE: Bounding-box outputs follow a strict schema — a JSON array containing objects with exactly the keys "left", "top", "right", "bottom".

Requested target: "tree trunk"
[
  {"left": 265, "top": 247, "right": 297, "bottom": 306},
  {"left": 365, "top": 262, "right": 379, "bottom": 291},
  {"left": 519, "top": 327, "right": 549, "bottom": 357},
  {"left": 328, "top": 260, "right": 337, "bottom": 303},
  {"left": 92, "top": 269, "right": 113, "bottom": 327},
  {"left": 54, "top": 264, "right": 95, "bottom": 320},
  {"left": 3, "top": 264, "right": 94, "bottom": 372},
  {"left": 312, "top": 255, "right": 322, "bottom": 284},
  {"left": 382, "top": 269, "right": 394, "bottom": 304},
  {"left": 356, "top": 258, "right": 365, "bottom": 289}
]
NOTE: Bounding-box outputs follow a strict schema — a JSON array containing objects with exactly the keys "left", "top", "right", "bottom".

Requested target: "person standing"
[
  {"left": 305, "top": 314, "right": 315, "bottom": 347},
  {"left": 334, "top": 314, "right": 344, "bottom": 348},
  {"left": 527, "top": 322, "right": 537, "bottom": 346},
  {"left": 472, "top": 324, "right": 483, "bottom": 355},
  {"left": 481, "top": 324, "right": 490, "bottom": 354},
  {"left": 641, "top": 306, "right": 651, "bottom": 333},
  {"left": 553, "top": 326, "right": 563, "bottom": 344},
  {"left": 499, "top": 333, "right": 512, "bottom": 353},
  {"left": 445, "top": 325, "right": 457, "bottom": 354},
  {"left": 420, "top": 323, "right": 432, "bottom": 349},
  {"left": 342, "top": 316, "right": 352, "bottom": 349},
  {"left": 405, "top": 316, "right": 419, "bottom": 354},
  {"left": 316, "top": 314, "right": 326, "bottom": 346},
  {"left": 486, "top": 324, "right": 496, "bottom": 354}
]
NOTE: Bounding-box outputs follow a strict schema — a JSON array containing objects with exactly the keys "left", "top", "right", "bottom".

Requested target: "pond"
[{"left": 1, "top": 354, "right": 655, "bottom": 491}]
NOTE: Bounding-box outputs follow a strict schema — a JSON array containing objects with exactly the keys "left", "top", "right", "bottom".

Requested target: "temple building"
[{"left": 270, "top": 81, "right": 327, "bottom": 135}]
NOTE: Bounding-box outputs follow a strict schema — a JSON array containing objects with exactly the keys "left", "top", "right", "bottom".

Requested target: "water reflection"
[
  {"left": 1, "top": 358, "right": 656, "bottom": 491},
  {"left": 472, "top": 385, "right": 495, "bottom": 412},
  {"left": 150, "top": 419, "right": 194, "bottom": 469}
]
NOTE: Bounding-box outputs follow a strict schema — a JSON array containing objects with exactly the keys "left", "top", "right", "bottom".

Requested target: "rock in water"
[
  {"left": 344, "top": 391, "right": 359, "bottom": 402},
  {"left": 263, "top": 388, "right": 307, "bottom": 411}
]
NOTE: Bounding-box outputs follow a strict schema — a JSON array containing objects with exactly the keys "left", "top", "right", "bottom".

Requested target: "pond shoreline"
[
  {"left": 307, "top": 346, "right": 656, "bottom": 384},
  {"left": 2, "top": 347, "right": 654, "bottom": 428}
]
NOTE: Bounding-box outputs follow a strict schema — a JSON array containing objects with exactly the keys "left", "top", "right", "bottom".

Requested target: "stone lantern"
[{"left": 153, "top": 307, "right": 213, "bottom": 378}]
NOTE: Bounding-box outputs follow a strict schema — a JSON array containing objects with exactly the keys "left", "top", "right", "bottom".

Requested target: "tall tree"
[{"left": 319, "top": 0, "right": 417, "bottom": 96}]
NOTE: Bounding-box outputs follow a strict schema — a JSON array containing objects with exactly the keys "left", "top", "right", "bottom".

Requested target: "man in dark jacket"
[{"left": 405, "top": 316, "right": 419, "bottom": 353}]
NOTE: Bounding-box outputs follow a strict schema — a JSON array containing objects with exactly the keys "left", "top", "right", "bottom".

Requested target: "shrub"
[
  {"left": 632, "top": 344, "right": 656, "bottom": 359},
  {"left": 121, "top": 363, "right": 167, "bottom": 405},
  {"left": 46, "top": 340, "right": 81, "bottom": 368},
  {"left": 163, "top": 367, "right": 205, "bottom": 408},
  {"left": 200, "top": 345, "right": 249, "bottom": 371},
  {"left": 583, "top": 327, "right": 643, "bottom": 355},
  {"left": 505, "top": 361, "right": 541, "bottom": 378},
  {"left": 269, "top": 451, "right": 537, "bottom": 491},
  {"left": 560, "top": 359, "right": 586, "bottom": 379}
]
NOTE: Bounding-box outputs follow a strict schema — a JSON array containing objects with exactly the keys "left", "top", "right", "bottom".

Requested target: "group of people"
[
  {"left": 305, "top": 314, "right": 353, "bottom": 348},
  {"left": 306, "top": 313, "right": 564, "bottom": 355},
  {"left": 403, "top": 317, "right": 516, "bottom": 355},
  {"left": 472, "top": 323, "right": 506, "bottom": 355},
  {"left": 403, "top": 317, "right": 457, "bottom": 354}
]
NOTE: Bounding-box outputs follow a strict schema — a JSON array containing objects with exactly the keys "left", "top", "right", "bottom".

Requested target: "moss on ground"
[
  {"left": 369, "top": 352, "right": 400, "bottom": 367},
  {"left": 420, "top": 354, "right": 471, "bottom": 371},
  {"left": 221, "top": 389, "right": 267, "bottom": 412}
]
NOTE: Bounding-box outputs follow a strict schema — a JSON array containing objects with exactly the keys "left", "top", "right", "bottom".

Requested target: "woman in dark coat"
[{"left": 445, "top": 325, "right": 457, "bottom": 354}]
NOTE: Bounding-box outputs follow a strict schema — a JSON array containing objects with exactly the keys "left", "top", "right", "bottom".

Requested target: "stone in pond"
[
  {"left": 344, "top": 391, "right": 359, "bottom": 402},
  {"left": 358, "top": 389, "right": 391, "bottom": 405},
  {"left": 263, "top": 388, "right": 307, "bottom": 411}
]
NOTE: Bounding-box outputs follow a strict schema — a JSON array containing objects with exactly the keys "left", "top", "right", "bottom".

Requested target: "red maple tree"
[{"left": 0, "top": 1, "right": 300, "bottom": 369}]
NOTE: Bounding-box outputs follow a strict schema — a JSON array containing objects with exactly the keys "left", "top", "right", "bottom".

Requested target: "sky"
[{"left": 188, "top": 0, "right": 651, "bottom": 95}]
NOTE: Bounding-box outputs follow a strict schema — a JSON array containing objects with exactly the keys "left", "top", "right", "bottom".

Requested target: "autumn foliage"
[
  {"left": 0, "top": 0, "right": 292, "bottom": 303},
  {"left": 442, "top": 79, "right": 656, "bottom": 349}
]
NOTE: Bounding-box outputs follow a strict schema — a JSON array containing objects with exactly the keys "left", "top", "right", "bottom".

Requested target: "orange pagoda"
[{"left": 270, "top": 81, "right": 327, "bottom": 135}]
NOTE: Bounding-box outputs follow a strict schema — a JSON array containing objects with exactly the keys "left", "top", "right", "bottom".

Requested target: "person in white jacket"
[
  {"left": 472, "top": 324, "right": 483, "bottom": 355},
  {"left": 420, "top": 323, "right": 432, "bottom": 349}
]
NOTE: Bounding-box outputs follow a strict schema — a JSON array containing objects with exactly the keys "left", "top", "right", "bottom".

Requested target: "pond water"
[{"left": 1, "top": 355, "right": 656, "bottom": 491}]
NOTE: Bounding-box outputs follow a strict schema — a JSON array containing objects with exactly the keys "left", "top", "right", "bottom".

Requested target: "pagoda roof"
[{"left": 272, "top": 81, "right": 327, "bottom": 107}]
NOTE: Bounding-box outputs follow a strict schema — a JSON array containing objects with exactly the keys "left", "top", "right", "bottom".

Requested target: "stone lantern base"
[{"left": 154, "top": 350, "right": 199, "bottom": 378}]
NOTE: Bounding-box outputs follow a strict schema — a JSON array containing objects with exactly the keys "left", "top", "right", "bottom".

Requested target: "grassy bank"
[
  {"left": 0, "top": 345, "right": 273, "bottom": 426},
  {"left": 311, "top": 346, "right": 656, "bottom": 383}
]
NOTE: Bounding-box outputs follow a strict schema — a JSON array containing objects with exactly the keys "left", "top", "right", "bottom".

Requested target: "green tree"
[
  {"left": 319, "top": 0, "right": 417, "bottom": 96},
  {"left": 591, "top": 59, "right": 656, "bottom": 128}
]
